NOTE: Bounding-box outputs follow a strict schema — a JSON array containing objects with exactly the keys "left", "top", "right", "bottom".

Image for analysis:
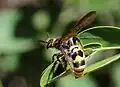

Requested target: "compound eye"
[{"left": 46, "top": 39, "right": 53, "bottom": 48}]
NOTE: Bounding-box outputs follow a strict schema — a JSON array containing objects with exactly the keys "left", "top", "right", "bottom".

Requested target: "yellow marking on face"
[{"left": 52, "top": 38, "right": 57, "bottom": 46}]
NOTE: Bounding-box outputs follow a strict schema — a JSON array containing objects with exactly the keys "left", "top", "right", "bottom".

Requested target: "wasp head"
[
  {"left": 46, "top": 38, "right": 55, "bottom": 48},
  {"left": 39, "top": 38, "right": 59, "bottom": 49}
]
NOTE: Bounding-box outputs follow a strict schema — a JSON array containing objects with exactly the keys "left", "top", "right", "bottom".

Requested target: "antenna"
[
  {"left": 46, "top": 32, "right": 50, "bottom": 39},
  {"left": 37, "top": 32, "right": 50, "bottom": 45},
  {"left": 38, "top": 40, "right": 48, "bottom": 44}
]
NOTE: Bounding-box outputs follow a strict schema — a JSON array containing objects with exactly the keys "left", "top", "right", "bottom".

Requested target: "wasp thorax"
[{"left": 46, "top": 38, "right": 57, "bottom": 49}]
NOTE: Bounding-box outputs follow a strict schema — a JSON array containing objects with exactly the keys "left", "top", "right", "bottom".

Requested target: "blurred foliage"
[
  {"left": 0, "top": 0, "right": 120, "bottom": 87},
  {"left": 0, "top": 81, "right": 3, "bottom": 87}
]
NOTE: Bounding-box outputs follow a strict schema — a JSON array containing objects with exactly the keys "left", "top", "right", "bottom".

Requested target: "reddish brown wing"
[{"left": 59, "top": 11, "right": 96, "bottom": 44}]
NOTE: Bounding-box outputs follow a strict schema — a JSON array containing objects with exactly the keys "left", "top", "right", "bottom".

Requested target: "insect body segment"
[
  {"left": 46, "top": 38, "right": 58, "bottom": 48},
  {"left": 61, "top": 37, "right": 85, "bottom": 78}
]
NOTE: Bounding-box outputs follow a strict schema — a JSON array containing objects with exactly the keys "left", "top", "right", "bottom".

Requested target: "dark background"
[{"left": 0, "top": 0, "right": 120, "bottom": 87}]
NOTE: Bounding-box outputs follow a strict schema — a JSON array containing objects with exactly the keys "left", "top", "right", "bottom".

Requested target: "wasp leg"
[
  {"left": 52, "top": 53, "right": 62, "bottom": 63},
  {"left": 83, "top": 48, "right": 93, "bottom": 57},
  {"left": 47, "top": 53, "right": 67, "bottom": 82},
  {"left": 52, "top": 53, "right": 67, "bottom": 70},
  {"left": 52, "top": 53, "right": 58, "bottom": 62},
  {"left": 79, "top": 40, "right": 84, "bottom": 49},
  {"left": 76, "top": 37, "right": 84, "bottom": 49},
  {"left": 47, "top": 58, "right": 60, "bottom": 83},
  {"left": 60, "top": 56, "right": 67, "bottom": 70}
]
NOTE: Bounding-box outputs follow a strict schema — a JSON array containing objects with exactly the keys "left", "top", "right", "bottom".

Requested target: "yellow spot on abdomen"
[{"left": 73, "top": 55, "right": 83, "bottom": 63}]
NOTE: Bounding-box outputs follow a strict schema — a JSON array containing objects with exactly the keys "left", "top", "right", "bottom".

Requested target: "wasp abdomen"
[{"left": 73, "top": 60, "right": 85, "bottom": 67}]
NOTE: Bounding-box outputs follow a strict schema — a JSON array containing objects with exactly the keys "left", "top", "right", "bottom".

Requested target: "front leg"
[
  {"left": 52, "top": 52, "right": 64, "bottom": 62},
  {"left": 52, "top": 52, "right": 67, "bottom": 70},
  {"left": 83, "top": 48, "right": 93, "bottom": 57}
]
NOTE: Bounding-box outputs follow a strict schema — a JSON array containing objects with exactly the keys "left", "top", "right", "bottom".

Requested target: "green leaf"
[
  {"left": 92, "top": 46, "right": 120, "bottom": 52},
  {"left": 48, "top": 69, "right": 71, "bottom": 84},
  {"left": 84, "top": 53, "right": 120, "bottom": 74},
  {"left": 83, "top": 42, "right": 102, "bottom": 55},
  {"left": 86, "top": 46, "right": 120, "bottom": 66},
  {"left": 40, "top": 63, "right": 55, "bottom": 87},
  {"left": 40, "top": 63, "right": 71, "bottom": 87},
  {"left": 84, "top": 42, "right": 102, "bottom": 49},
  {"left": 79, "top": 26, "right": 120, "bottom": 47},
  {"left": 0, "top": 80, "right": 3, "bottom": 87},
  {"left": 40, "top": 61, "right": 71, "bottom": 87}
]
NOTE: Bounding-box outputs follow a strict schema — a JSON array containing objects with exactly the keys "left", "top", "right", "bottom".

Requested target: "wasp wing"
[
  {"left": 59, "top": 11, "right": 96, "bottom": 43},
  {"left": 72, "top": 11, "right": 96, "bottom": 32},
  {"left": 60, "top": 46, "right": 73, "bottom": 70}
]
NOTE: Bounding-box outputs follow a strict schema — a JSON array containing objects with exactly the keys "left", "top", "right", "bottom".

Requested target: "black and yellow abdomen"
[
  {"left": 69, "top": 45, "right": 85, "bottom": 78},
  {"left": 62, "top": 37, "right": 85, "bottom": 78}
]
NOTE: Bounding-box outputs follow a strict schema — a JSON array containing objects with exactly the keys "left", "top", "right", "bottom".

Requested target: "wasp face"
[
  {"left": 46, "top": 39, "right": 53, "bottom": 48},
  {"left": 46, "top": 38, "right": 57, "bottom": 49}
]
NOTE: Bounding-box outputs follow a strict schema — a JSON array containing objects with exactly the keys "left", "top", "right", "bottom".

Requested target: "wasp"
[{"left": 39, "top": 11, "right": 96, "bottom": 78}]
